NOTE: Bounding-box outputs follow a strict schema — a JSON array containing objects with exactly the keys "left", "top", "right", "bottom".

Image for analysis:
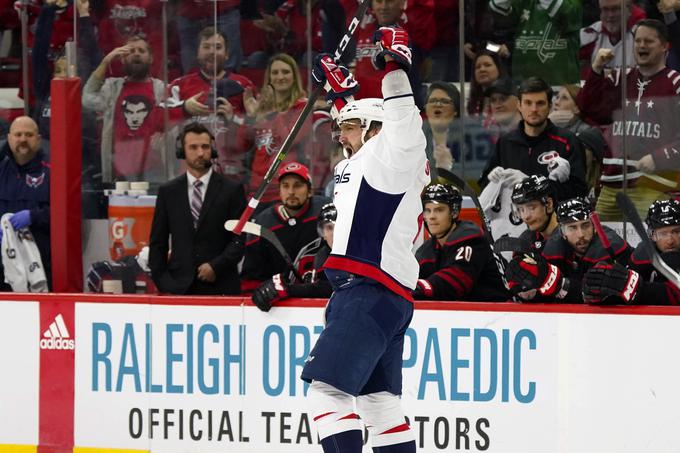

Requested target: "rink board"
[{"left": 1, "top": 294, "right": 680, "bottom": 452}]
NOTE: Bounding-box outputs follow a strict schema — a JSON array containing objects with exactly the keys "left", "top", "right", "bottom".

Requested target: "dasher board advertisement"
[{"left": 72, "top": 301, "right": 680, "bottom": 452}]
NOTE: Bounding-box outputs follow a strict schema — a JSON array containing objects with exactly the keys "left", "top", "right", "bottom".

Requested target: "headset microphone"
[{"left": 203, "top": 159, "right": 213, "bottom": 169}]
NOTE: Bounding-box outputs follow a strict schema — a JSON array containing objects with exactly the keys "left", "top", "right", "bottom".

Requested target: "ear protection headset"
[{"left": 175, "top": 123, "right": 218, "bottom": 159}]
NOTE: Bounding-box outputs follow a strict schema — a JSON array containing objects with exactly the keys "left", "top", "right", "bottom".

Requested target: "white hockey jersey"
[{"left": 325, "top": 70, "right": 429, "bottom": 300}]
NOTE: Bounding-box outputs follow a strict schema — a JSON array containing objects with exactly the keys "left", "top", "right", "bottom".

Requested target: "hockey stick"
[
  {"left": 493, "top": 236, "right": 532, "bottom": 254},
  {"left": 231, "top": 0, "right": 371, "bottom": 235},
  {"left": 615, "top": 192, "right": 680, "bottom": 290},
  {"left": 224, "top": 220, "right": 303, "bottom": 281},
  {"left": 590, "top": 211, "right": 617, "bottom": 261},
  {"left": 437, "top": 168, "right": 495, "bottom": 244}
]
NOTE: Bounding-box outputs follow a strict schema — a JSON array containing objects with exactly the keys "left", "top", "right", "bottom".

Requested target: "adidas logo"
[{"left": 40, "top": 314, "right": 75, "bottom": 350}]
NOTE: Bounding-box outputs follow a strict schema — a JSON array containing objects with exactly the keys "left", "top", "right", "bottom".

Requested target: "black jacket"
[
  {"left": 415, "top": 221, "right": 509, "bottom": 301},
  {"left": 480, "top": 120, "right": 588, "bottom": 202},
  {"left": 148, "top": 172, "right": 246, "bottom": 295},
  {"left": 0, "top": 144, "right": 51, "bottom": 288}
]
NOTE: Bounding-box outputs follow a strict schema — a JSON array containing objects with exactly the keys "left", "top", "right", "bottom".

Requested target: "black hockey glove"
[
  {"left": 251, "top": 273, "right": 290, "bottom": 312},
  {"left": 505, "top": 253, "right": 563, "bottom": 298},
  {"left": 582, "top": 261, "right": 640, "bottom": 304}
]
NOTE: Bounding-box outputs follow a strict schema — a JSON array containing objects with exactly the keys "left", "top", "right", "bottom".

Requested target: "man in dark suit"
[{"left": 149, "top": 122, "right": 246, "bottom": 295}]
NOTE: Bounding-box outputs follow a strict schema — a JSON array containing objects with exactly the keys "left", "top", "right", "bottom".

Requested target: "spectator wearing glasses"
[{"left": 423, "top": 81, "right": 497, "bottom": 178}]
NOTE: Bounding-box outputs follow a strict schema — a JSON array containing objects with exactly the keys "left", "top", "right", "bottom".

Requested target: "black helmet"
[
  {"left": 318, "top": 203, "right": 337, "bottom": 226},
  {"left": 422, "top": 184, "right": 463, "bottom": 213},
  {"left": 511, "top": 175, "right": 552, "bottom": 205},
  {"left": 556, "top": 197, "right": 592, "bottom": 224},
  {"left": 646, "top": 199, "right": 680, "bottom": 229}
]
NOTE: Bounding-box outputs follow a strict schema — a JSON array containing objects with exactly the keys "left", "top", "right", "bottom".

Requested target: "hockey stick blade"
[
  {"left": 493, "top": 236, "right": 532, "bottom": 254},
  {"left": 225, "top": 220, "right": 302, "bottom": 281},
  {"left": 615, "top": 192, "right": 680, "bottom": 290},
  {"left": 231, "top": 0, "right": 371, "bottom": 235},
  {"left": 436, "top": 168, "right": 494, "bottom": 242}
]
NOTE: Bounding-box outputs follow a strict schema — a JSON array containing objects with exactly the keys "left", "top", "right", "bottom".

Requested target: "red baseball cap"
[{"left": 278, "top": 162, "right": 312, "bottom": 185}]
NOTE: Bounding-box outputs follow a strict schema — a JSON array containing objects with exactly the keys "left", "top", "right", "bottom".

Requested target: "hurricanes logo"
[
  {"left": 537, "top": 150, "right": 560, "bottom": 167},
  {"left": 26, "top": 172, "right": 45, "bottom": 188}
]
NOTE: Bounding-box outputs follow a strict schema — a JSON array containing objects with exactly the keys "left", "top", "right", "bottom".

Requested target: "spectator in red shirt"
[
  {"left": 579, "top": 0, "right": 646, "bottom": 76},
  {"left": 83, "top": 35, "right": 181, "bottom": 182},
  {"left": 173, "top": 0, "right": 243, "bottom": 73},
  {"left": 166, "top": 27, "right": 256, "bottom": 181},
  {"left": 351, "top": 0, "right": 435, "bottom": 107},
  {"left": 243, "top": 53, "right": 313, "bottom": 206}
]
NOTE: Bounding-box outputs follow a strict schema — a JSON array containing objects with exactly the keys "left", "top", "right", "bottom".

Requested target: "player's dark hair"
[
  {"left": 634, "top": 19, "right": 669, "bottom": 43},
  {"left": 181, "top": 122, "right": 214, "bottom": 144},
  {"left": 517, "top": 76, "right": 554, "bottom": 104}
]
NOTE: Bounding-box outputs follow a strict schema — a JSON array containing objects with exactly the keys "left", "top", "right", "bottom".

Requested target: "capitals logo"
[{"left": 26, "top": 172, "right": 45, "bottom": 188}]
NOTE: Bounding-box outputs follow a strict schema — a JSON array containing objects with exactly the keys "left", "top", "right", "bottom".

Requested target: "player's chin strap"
[{"left": 537, "top": 210, "right": 555, "bottom": 234}]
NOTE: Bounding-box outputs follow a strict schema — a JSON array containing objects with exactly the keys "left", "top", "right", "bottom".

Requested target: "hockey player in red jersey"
[{"left": 414, "top": 184, "right": 508, "bottom": 301}]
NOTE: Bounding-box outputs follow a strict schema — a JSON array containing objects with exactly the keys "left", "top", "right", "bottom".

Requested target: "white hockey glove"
[
  {"left": 503, "top": 168, "right": 528, "bottom": 187},
  {"left": 487, "top": 166, "right": 505, "bottom": 184},
  {"left": 548, "top": 156, "right": 570, "bottom": 183}
]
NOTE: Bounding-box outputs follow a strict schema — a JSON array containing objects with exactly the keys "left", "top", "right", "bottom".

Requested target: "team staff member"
[
  {"left": 480, "top": 77, "right": 588, "bottom": 202},
  {"left": 302, "top": 26, "right": 426, "bottom": 452},
  {"left": 512, "top": 175, "right": 559, "bottom": 252},
  {"left": 0, "top": 117, "right": 51, "bottom": 290},
  {"left": 148, "top": 122, "right": 246, "bottom": 295},
  {"left": 240, "top": 162, "right": 330, "bottom": 287},
  {"left": 250, "top": 203, "right": 337, "bottom": 311},
  {"left": 414, "top": 184, "right": 508, "bottom": 301},
  {"left": 506, "top": 197, "right": 632, "bottom": 302}
]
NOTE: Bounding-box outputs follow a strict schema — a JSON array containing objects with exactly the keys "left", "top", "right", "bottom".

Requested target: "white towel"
[{"left": 1, "top": 213, "right": 47, "bottom": 292}]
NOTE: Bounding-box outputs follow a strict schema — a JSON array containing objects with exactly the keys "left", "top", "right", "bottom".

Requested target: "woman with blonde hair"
[{"left": 243, "top": 53, "right": 314, "bottom": 206}]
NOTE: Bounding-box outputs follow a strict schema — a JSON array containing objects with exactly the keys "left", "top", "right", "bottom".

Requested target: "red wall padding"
[{"left": 50, "top": 78, "right": 83, "bottom": 292}]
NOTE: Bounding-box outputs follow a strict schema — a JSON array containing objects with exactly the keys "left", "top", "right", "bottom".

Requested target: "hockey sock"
[
  {"left": 357, "top": 392, "right": 415, "bottom": 450},
  {"left": 372, "top": 440, "right": 417, "bottom": 453},
  {"left": 308, "top": 381, "right": 363, "bottom": 453},
  {"left": 320, "top": 430, "right": 364, "bottom": 453}
]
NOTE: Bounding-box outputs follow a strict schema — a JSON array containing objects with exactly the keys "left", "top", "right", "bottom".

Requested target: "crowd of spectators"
[{"left": 0, "top": 0, "right": 678, "bottom": 303}]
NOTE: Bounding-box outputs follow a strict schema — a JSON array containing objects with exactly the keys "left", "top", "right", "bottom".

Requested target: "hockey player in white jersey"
[{"left": 301, "top": 26, "right": 428, "bottom": 453}]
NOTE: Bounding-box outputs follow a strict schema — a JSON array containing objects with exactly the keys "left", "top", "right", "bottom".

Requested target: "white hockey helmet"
[{"left": 337, "top": 98, "right": 384, "bottom": 145}]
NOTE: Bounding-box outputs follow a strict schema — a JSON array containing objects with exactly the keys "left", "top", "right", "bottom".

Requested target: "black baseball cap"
[{"left": 484, "top": 78, "right": 517, "bottom": 97}]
